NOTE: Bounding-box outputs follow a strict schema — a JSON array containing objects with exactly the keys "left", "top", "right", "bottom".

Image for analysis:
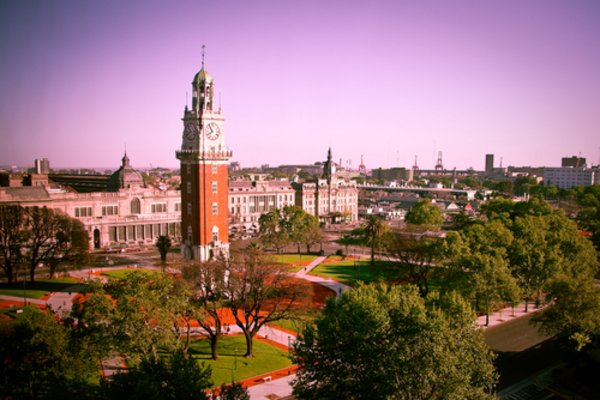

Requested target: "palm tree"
[{"left": 350, "top": 215, "right": 389, "bottom": 266}]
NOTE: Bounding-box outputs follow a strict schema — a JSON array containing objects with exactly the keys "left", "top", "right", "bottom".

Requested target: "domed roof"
[
  {"left": 108, "top": 153, "right": 145, "bottom": 191},
  {"left": 193, "top": 68, "right": 212, "bottom": 85}
]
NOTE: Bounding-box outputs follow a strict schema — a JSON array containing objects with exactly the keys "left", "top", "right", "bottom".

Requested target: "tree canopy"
[
  {"left": 292, "top": 283, "right": 497, "bottom": 400},
  {"left": 404, "top": 199, "right": 444, "bottom": 227}
]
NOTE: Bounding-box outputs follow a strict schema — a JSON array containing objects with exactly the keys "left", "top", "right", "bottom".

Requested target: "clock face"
[
  {"left": 184, "top": 123, "right": 198, "bottom": 141},
  {"left": 205, "top": 122, "right": 221, "bottom": 141}
]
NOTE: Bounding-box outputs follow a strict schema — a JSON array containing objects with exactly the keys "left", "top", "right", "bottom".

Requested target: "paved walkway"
[
  {"left": 1, "top": 259, "right": 547, "bottom": 399},
  {"left": 476, "top": 303, "right": 546, "bottom": 329},
  {"left": 294, "top": 255, "right": 351, "bottom": 299}
]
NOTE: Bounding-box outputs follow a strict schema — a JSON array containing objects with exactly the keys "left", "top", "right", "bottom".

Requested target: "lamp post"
[{"left": 233, "top": 347, "right": 238, "bottom": 381}]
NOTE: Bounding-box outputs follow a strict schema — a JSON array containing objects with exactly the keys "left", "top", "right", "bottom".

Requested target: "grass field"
[
  {"left": 0, "top": 277, "right": 80, "bottom": 299},
  {"left": 310, "top": 259, "right": 404, "bottom": 286},
  {"left": 101, "top": 268, "right": 160, "bottom": 280},
  {"left": 189, "top": 335, "right": 292, "bottom": 387},
  {"left": 270, "top": 253, "right": 318, "bottom": 272}
]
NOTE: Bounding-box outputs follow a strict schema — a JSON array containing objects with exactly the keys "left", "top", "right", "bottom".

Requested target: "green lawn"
[
  {"left": 0, "top": 277, "right": 80, "bottom": 299},
  {"left": 189, "top": 335, "right": 292, "bottom": 387},
  {"left": 268, "top": 309, "right": 322, "bottom": 333},
  {"left": 101, "top": 268, "right": 160, "bottom": 280},
  {"left": 270, "top": 253, "right": 318, "bottom": 272},
  {"left": 310, "top": 259, "right": 404, "bottom": 286}
]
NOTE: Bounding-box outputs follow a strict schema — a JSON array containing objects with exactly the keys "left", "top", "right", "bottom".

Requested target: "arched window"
[
  {"left": 187, "top": 225, "right": 193, "bottom": 242},
  {"left": 212, "top": 226, "right": 219, "bottom": 242},
  {"left": 130, "top": 198, "right": 141, "bottom": 214}
]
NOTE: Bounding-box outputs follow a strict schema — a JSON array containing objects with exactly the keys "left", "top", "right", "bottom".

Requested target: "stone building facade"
[
  {"left": 293, "top": 149, "right": 359, "bottom": 223},
  {"left": 0, "top": 154, "right": 181, "bottom": 250},
  {"left": 228, "top": 180, "right": 296, "bottom": 234}
]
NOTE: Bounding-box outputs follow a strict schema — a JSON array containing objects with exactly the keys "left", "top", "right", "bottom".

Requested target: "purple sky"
[{"left": 1, "top": 0, "right": 599, "bottom": 171}]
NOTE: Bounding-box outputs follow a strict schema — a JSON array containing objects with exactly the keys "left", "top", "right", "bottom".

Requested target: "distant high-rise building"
[
  {"left": 485, "top": 154, "right": 494, "bottom": 175},
  {"left": 34, "top": 158, "right": 50, "bottom": 174},
  {"left": 561, "top": 155, "right": 586, "bottom": 168}
]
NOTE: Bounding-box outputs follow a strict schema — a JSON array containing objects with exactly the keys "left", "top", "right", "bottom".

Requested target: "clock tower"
[{"left": 176, "top": 55, "right": 231, "bottom": 261}]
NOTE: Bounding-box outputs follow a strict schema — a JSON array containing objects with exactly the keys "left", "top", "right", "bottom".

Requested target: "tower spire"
[{"left": 201, "top": 44, "right": 205, "bottom": 69}]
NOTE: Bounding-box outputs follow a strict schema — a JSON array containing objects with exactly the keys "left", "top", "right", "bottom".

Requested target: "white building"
[{"left": 543, "top": 167, "right": 599, "bottom": 189}]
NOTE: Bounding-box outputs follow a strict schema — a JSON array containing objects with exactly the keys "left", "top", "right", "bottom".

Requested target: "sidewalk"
[
  {"left": 294, "top": 255, "right": 351, "bottom": 299},
  {"left": 475, "top": 303, "right": 546, "bottom": 329}
]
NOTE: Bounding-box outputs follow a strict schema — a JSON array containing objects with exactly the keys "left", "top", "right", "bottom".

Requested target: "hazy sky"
[{"left": 1, "top": 0, "right": 599, "bottom": 171}]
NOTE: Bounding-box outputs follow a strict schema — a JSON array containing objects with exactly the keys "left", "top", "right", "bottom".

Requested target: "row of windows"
[
  {"left": 185, "top": 164, "right": 219, "bottom": 175},
  {"left": 151, "top": 203, "right": 168, "bottom": 213},
  {"left": 108, "top": 222, "right": 180, "bottom": 242},
  {"left": 74, "top": 207, "right": 92, "bottom": 217},
  {"left": 75, "top": 201, "right": 180, "bottom": 218},
  {"left": 186, "top": 225, "right": 219, "bottom": 242},
  {"left": 186, "top": 181, "right": 218, "bottom": 194},
  {"left": 102, "top": 205, "right": 119, "bottom": 216},
  {"left": 186, "top": 203, "right": 219, "bottom": 216}
]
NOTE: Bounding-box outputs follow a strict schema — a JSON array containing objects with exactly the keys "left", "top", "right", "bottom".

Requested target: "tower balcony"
[{"left": 176, "top": 149, "right": 233, "bottom": 161}]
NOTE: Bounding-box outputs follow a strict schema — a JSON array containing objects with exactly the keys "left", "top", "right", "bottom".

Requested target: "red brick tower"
[{"left": 176, "top": 55, "right": 231, "bottom": 261}]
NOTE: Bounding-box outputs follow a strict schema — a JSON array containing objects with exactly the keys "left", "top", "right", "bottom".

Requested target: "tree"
[
  {"left": 73, "top": 271, "right": 190, "bottom": 364},
  {"left": 181, "top": 260, "right": 228, "bottom": 359},
  {"left": 0, "top": 205, "right": 27, "bottom": 283},
  {"left": 156, "top": 235, "right": 172, "bottom": 264},
  {"left": 258, "top": 209, "right": 289, "bottom": 253},
  {"left": 104, "top": 349, "right": 212, "bottom": 400},
  {"left": 404, "top": 198, "right": 443, "bottom": 228},
  {"left": 212, "top": 382, "right": 250, "bottom": 400},
  {"left": 297, "top": 213, "right": 322, "bottom": 253},
  {"left": 384, "top": 229, "right": 440, "bottom": 296},
  {"left": 350, "top": 215, "right": 389, "bottom": 266},
  {"left": 223, "top": 245, "right": 312, "bottom": 357},
  {"left": 443, "top": 221, "right": 521, "bottom": 325},
  {"left": 533, "top": 275, "right": 600, "bottom": 351},
  {"left": 0, "top": 307, "right": 100, "bottom": 399},
  {"left": 292, "top": 284, "right": 497, "bottom": 400},
  {"left": 22, "top": 206, "right": 89, "bottom": 282}
]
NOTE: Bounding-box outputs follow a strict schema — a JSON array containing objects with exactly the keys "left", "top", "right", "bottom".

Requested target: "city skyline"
[{"left": 1, "top": 0, "right": 599, "bottom": 171}]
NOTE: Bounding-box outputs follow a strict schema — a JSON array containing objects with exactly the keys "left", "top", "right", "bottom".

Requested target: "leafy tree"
[
  {"left": 297, "top": 212, "right": 322, "bottom": 253},
  {"left": 575, "top": 185, "right": 600, "bottom": 249},
  {"left": 0, "top": 205, "right": 89, "bottom": 283},
  {"left": 223, "top": 245, "right": 312, "bottom": 357},
  {"left": 104, "top": 349, "right": 212, "bottom": 400},
  {"left": 156, "top": 235, "right": 172, "bottom": 264},
  {"left": 212, "top": 382, "right": 250, "bottom": 400},
  {"left": 258, "top": 209, "right": 289, "bottom": 253},
  {"left": 181, "top": 260, "right": 228, "bottom": 359},
  {"left": 350, "top": 215, "right": 389, "bottom": 266},
  {"left": 0, "top": 205, "right": 27, "bottom": 283},
  {"left": 444, "top": 221, "right": 521, "bottom": 325},
  {"left": 24, "top": 206, "right": 89, "bottom": 282},
  {"left": 292, "top": 284, "right": 497, "bottom": 399},
  {"left": 513, "top": 175, "right": 538, "bottom": 196},
  {"left": 281, "top": 206, "right": 307, "bottom": 253},
  {"left": 0, "top": 307, "right": 100, "bottom": 399},
  {"left": 510, "top": 214, "right": 560, "bottom": 311},
  {"left": 533, "top": 275, "right": 600, "bottom": 351},
  {"left": 384, "top": 229, "right": 441, "bottom": 296},
  {"left": 73, "top": 271, "right": 190, "bottom": 364},
  {"left": 258, "top": 206, "right": 322, "bottom": 254},
  {"left": 404, "top": 198, "right": 443, "bottom": 228}
]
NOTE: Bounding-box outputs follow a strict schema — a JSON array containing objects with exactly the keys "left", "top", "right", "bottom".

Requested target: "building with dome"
[{"left": 0, "top": 154, "right": 181, "bottom": 250}]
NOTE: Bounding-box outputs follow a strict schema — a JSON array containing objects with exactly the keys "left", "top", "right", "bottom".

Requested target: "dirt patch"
[{"left": 310, "top": 282, "right": 336, "bottom": 308}]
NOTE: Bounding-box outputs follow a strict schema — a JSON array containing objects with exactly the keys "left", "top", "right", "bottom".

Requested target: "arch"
[
  {"left": 131, "top": 197, "right": 141, "bottom": 214},
  {"left": 93, "top": 229, "right": 101, "bottom": 249},
  {"left": 212, "top": 226, "right": 219, "bottom": 242}
]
